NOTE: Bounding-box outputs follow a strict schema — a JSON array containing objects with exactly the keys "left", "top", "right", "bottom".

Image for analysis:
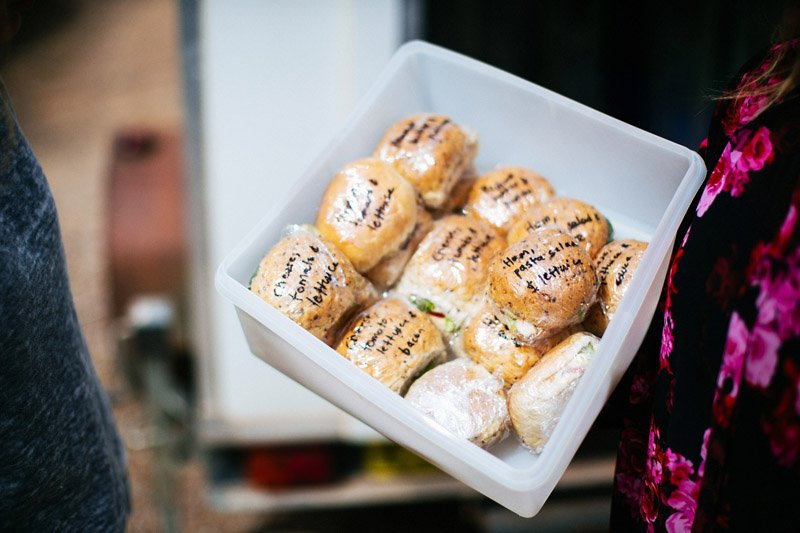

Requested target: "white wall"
[{"left": 196, "top": 0, "right": 403, "bottom": 442}]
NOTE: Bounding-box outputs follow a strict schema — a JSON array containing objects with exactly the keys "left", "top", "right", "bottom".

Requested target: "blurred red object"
[
  {"left": 106, "top": 128, "right": 186, "bottom": 318},
  {"left": 245, "top": 445, "right": 337, "bottom": 488}
]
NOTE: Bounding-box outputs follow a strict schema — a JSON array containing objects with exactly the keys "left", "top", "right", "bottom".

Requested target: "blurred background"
[{"left": 2, "top": 0, "right": 786, "bottom": 531}]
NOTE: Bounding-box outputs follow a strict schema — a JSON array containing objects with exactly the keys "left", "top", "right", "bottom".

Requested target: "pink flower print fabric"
[
  {"left": 611, "top": 38, "right": 800, "bottom": 532},
  {"left": 696, "top": 127, "right": 774, "bottom": 217},
  {"left": 712, "top": 312, "right": 747, "bottom": 427}
]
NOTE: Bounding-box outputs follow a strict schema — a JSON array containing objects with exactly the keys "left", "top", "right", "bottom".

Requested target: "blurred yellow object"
[{"left": 362, "top": 443, "right": 441, "bottom": 478}]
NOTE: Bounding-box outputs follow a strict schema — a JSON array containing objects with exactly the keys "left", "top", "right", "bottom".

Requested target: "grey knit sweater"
[{"left": 0, "top": 87, "right": 130, "bottom": 530}]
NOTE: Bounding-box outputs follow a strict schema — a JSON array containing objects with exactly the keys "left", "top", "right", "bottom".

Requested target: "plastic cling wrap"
[
  {"left": 507, "top": 197, "right": 610, "bottom": 258},
  {"left": 583, "top": 239, "right": 648, "bottom": 336},
  {"left": 365, "top": 206, "right": 433, "bottom": 290},
  {"left": 464, "top": 166, "right": 554, "bottom": 232},
  {"left": 405, "top": 358, "right": 509, "bottom": 448},
  {"left": 316, "top": 158, "right": 419, "bottom": 273},
  {"left": 335, "top": 298, "right": 447, "bottom": 395},
  {"left": 508, "top": 332, "right": 600, "bottom": 453},
  {"left": 487, "top": 227, "right": 598, "bottom": 344},
  {"left": 374, "top": 113, "right": 478, "bottom": 210},
  {"left": 436, "top": 167, "right": 478, "bottom": 216},
  {"left": 394, "top": 214, "right": 506, "bottom": 339},
  {"left": 459, "top": 305, "right": 582, "bottom": 388},
  {"left": 249, "top": 226, "right": 377, "bottom": 346}
]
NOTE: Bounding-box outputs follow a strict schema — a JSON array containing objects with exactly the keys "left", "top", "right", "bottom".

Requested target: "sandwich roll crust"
[
  {"left": 508, "top": 331, "right": 600, "bottom": 453},
  {"left": 487, "top": 227, "right": 598, "bottom": 343},
  {"left": 249, "top": 227, "right": 377, "bottom": 346},
  {"left": 365, "top": 206, "right": 433, "bottom": 290},
  {"left": 583, "top": 239, "right": 648, "bottom": 336},
  {"left": 461, "top": 305, "right": 582, "bottom": 388},
  {"left": 507, "top": 197, "right": 610, "bottom": 258},
  {"left": 395, "top": 214, "right": 506, "bottom": 337},
  {"left": 316, "top": 158, "right": 419, "bottom": 273},
  {"left": 465, "top": 166, "right": 554, "bottom": 232},
  {"left": 374, "top": 113, "right": 478, "bottom": 209},
  {"left": 336, "top": 298, "right": 446, "bottom": 395}
]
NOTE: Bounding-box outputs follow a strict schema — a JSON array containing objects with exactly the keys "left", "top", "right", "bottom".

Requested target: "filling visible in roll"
[
  {"left": 394, "top": 214, "right": 506, "bottom": 339},
  {"left": 460, "top": 305, "right": 582, "bottom": 388},
  {"left": 487, "top": 227, "right": 598, "bottom": 343}
]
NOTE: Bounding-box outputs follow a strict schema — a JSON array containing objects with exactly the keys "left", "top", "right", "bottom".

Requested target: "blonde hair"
[
  {"left": 721, "top": 44, "right": 799, "bottom": 108},
  {"left": 718, "top": 3, "right": 800, "bottom": 117}
]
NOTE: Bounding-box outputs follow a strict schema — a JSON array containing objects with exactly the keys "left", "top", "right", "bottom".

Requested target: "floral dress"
[{"left": 610, "top": 39, "right": 800, "bottom": 532}]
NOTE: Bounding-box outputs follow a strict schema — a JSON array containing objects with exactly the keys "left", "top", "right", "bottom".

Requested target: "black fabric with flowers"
[{"left": 610, "top": 40, "right": 800, "bottom": 531}]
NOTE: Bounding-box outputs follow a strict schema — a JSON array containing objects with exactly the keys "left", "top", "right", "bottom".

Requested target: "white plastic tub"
[{"left": 215, "top": 40, "right": 705, "bottom": 517}]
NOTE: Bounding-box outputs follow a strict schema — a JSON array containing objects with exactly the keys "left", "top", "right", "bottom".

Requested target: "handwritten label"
[
  {"left": 334, "top": 186, "right": 373, "bottom": 227},
  {"left": 597, "top": 243, "right": 638, "bottom": 288},
  {"left": 524, "top": 211, "right": 600, "bottom": 235},
  {"left": 480, "top": 172, "right": 535, "bottom": 207},
  {"left": 305, "top": 261, "right": 339, "bottom": 308},
  {"left": 432, "top": 225, "right": 494, "bottom": 263},
  {"left": 272, "top": 243, "right": 339, "bottom": 307},
  {"left": 389, "top": 116, "right": 449, "bottom": 147},
  {"left": 615, "top": 260, "right": 631, "bottom": 286},
  {"left": 348, "top": 309, "right": 425, "bottom": 357},
  {"left": 431, "top": 226, "right": 495, "bottom": 263},
  {"left": 366, "top": 187, "right": 395, "bottom": 230},
  {"left": 334, "top": 183, "right": 397, "bottom": 232},
  {"left": 502, "top": 237, "right": 582, "bottom": 292},
  {"left": 525, "top": 215, "right": 552, "bottom": 233},
  {"left": 566, "top": 211, "right": 601, "bottom": 230}
]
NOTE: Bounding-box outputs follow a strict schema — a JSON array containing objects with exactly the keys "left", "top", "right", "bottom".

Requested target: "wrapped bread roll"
[
  {"left": 249, "top": 227, "right": 377, "bottom": 346},
  {"left": 316, "top": 158, "right": 419, "bottom": 273},
  {"left": 507, "top": 197, "right": 610, "bottom": 258},
  {"left": 395, "top": 215, "right": 506, "bottom": 338},
  {"left": 365, "top": 206, "right": 432, "bottom": 290},
  {"left": 583, "top": 239, "right": 647, "bottom": 336},
  {"left": 460, "top": 305, "right": 582, "bottom": 388},
  {"left": 464, "top": 166, "right": 554, "bottom": 232},
  {"left": 508, "top": 332, "right": 600, "bottom": 453},
  {"left": 336, "top": 298, "right": 446, "bottom": 395},
  {"left": 405, "top": 359, "right": 508, "bottom": 448},
  {"left": 487, "top": 227, "right": 598, "bottom": 344},
  {"left": 435, "top": 168, "right": 478, "bottom": 216},
  {"left": 374, "top": 114, "right": 477, "bottom": 210}
]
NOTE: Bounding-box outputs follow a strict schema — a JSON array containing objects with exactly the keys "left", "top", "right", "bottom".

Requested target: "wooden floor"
[{"left": 1, "top": 1, "right": 261, "bottom": 531}]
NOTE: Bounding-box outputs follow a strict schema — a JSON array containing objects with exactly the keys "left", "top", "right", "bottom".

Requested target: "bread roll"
[
  {"left": 487, "top": 227, "right": 598, "bottom": 343},
  {"left": 374, "top": 114, "right": 477, "bottom": 209},
  {"left": 405, "top": 359, "right": 508, "bottom": 448},
  {"left": 507, "top": 197, "right": 610, "bottom": 258},
  {"left": 464, "top": 166, "right": 554, "bottom": 232},
  {"left": 508, "top": 331, "right": 600, "bottom": 453},
  {"left": 395, "top": 214, "right": 506, "bottom": 338},
  {"left": 249, "top": 227, "right": 377, "bottom": 345},
  {"left": 461, "top": 306, "right": 582, "bottom": 388},
  {"left": 583, "top": 239, "right": 647, "bottom": 336},
  {"left": 435, "top": 167, "right": 478, "bottom": 216},
  {"left": 336, "top": 298, "right": 446, "bottom": 395},
  {"left": 365, "top": 206, "right": 432, "bottom": 290},
  {"left": 316, "top": 158, "right": 419, "bottom": 273}
]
